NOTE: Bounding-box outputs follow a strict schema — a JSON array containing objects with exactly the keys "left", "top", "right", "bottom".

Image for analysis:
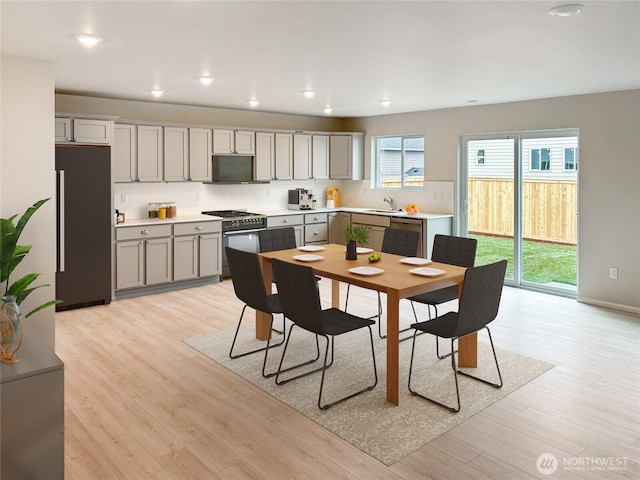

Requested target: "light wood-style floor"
[{"left": 56, "top": 278, "right": 640, "bottom": 479}]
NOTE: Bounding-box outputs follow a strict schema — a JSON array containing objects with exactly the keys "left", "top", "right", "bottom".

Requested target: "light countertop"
[
  {"left": 114, "top": 214, "right": 221, "bottom": 227},
  {"left": 260, "top": 207, "right": 452, "bottom": 220}
]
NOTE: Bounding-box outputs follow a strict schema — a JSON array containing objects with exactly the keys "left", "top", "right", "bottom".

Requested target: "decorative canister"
[{"left": 0, "top": 295, "right": 24, "bottom": 363}]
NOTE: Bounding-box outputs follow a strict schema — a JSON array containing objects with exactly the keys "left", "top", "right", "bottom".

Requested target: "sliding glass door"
[{"left": 459, "top": 129, "right": 578, "bottom": 296}]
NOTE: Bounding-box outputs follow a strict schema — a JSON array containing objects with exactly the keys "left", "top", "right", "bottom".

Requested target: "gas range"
[{"left": 201, "top": 209, "right": 267, "bottom": 232}]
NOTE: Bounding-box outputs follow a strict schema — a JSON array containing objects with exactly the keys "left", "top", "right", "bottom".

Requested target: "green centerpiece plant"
[
  {"left": 343, "top": 224, "right": 370, "bottom": 246},
  {"left": 343, "top": 225, "right": 370, "bottom": 260}
]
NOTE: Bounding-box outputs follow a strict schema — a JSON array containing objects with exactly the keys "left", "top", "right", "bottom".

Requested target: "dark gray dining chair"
[
  {"left": 259, "top": 227, "right": 321, "bottom": 290},
  {"left": 407, "top": 259, "right": 507, "bottom": 412},
  {"left": 344, "top": 227, "right": 420, "bottom": 338},
  {"left": 408, "top": 234, "right": 477, "bottom": 355},
  {"left": 272, "top": 258, "right": 378, "bottom": 410},
  {"left": 226, "top": 247, "right": 319, "bottom": 378}
]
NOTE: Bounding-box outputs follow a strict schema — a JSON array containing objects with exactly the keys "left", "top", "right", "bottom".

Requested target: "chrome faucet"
[{"left": 383, "top": 196, "right": 395, "bottom": 211}]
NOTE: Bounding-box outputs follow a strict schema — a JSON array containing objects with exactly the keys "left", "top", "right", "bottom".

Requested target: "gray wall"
[
  {"left": 343, "top": 90, "right": 640, "bottom": 313},
  {"left": 1, "top": 56, "right": 57, "bottom": 346}
]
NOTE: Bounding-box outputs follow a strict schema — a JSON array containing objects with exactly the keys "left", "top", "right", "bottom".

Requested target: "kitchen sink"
[{"left": 365, "top": 209, "right": 398, "bottom": 213}]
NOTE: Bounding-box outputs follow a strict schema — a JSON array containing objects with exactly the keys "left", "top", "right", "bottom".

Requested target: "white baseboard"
[{"left": 577, "top": 297, "right": 640, "bottom": 317}]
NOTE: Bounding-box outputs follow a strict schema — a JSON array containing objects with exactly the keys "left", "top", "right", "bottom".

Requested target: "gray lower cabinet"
[
  {"left": 173, "top": 222, "right": 222, "bottom": 280},
  {"left": 1, "top": 324, "right": 64, "bottom": 480},
  {"left": 304, "top": 212, "right": 328, "bottom": 245},
  {"left": 116, "top": 220, "right": 221, "bottom": 294},
  {"left": 116, "top": 224, "right": 173, "bottom": 289},
  {"left": 328, "top": 211, "right": 351, "bottom": 245},
  {"left": 266, "top": 214, "right": 304, "bottom": 246}
]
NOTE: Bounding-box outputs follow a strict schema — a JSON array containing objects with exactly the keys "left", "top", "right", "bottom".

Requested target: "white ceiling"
[{"left": 2, "top": 1, "right": 639, "bottom": 118}]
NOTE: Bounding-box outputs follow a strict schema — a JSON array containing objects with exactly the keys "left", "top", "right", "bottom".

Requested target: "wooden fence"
[{"left": 468, "top": 178, "right": 577, "bottom": 245}]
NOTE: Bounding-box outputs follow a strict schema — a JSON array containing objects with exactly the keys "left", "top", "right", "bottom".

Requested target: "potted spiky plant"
[
  {"left": 1, "top": 198, "right": 60, "bottom": 315},
  {"left": 343, "top": 224, "right": 370, "bottom": 260}
]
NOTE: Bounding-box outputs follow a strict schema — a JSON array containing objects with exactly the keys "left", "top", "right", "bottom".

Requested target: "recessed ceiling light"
[
  {"left": 548, "top": 4, "right": 584, "bottom": 16},
  {"left": 75, "top": 34, "right": 103, "bottom": 47},
  {"left": 150, "top": 89, "right": 164, "bottom": 98},
  {"left": 379, "top": 99, "right": 391, "bottom": 107},
  {"left": 323, "top": 107, "right": 333, "bottom": 114},
  {"left": 199, "top": 76, "right": 215, "bottom": 85},
  {"left": 248, "top": 99, "right": 259, "bottom": 108},
  {"left": 302, "top": 90, "right": 316, "bottom": 98}
]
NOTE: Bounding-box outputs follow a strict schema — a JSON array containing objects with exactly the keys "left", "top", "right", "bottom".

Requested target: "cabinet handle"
[
  {"left": 141, "top": 229, "right": 149, "bottom": 235},
  {"left": 195, "top": 225, "right": 203, "bottom": 230},
  {"left": 314, "top": 231, "right": 319, "bottom": 235},
  {"left": 283, "top": 219, "right": 288, "bottom": 223},
  {"left": 313, "top": 216, "right": 319, "bottom": 220}
]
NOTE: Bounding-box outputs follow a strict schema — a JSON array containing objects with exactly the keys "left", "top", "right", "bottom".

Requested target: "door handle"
[{"left": 58, "top": 170, "right": 65, "bottom": 272}]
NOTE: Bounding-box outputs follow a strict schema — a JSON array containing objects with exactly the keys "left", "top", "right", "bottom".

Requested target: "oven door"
[{"left": 222, "top": 228, "right": 265, "bottom": 277}]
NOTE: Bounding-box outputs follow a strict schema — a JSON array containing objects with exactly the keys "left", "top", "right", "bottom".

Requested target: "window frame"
[
  {"left": 372, "top": 134, "right": 425, "bottom": 190},
  {"left": 563, "top": 147, "right": 578, "bottom": 171},
  {"left": 530, "top": 147, "right": 551, "bottom": 171}
]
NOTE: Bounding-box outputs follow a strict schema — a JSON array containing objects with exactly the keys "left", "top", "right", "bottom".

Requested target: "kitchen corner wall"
[{"left": 1, "top": 56, "right": 57, "bottom": 346}]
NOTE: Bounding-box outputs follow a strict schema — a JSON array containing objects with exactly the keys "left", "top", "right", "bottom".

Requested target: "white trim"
[{"left": 577, "top": 297, "right": 640, "bottom": 317}]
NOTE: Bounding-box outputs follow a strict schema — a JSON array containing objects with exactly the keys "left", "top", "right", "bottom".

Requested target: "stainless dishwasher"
[{"left": 390, "top": 217, "right": 425, "bottom": 257}]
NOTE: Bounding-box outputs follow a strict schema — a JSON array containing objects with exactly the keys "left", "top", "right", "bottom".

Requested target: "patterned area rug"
[{"left": 185, "top": 324, "right": 553, "bottom": 466}]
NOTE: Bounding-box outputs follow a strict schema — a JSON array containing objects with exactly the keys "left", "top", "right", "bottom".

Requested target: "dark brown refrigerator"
[{"left": 55, "top": 145, "right": 111, "bottom": 311}]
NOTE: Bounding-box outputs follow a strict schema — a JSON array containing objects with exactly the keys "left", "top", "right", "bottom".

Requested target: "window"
[
  {"left": 476, "top": 149, "right": 486, "bottom": 165},
  {"left": 373, "top": 135, "right": 424, "bottom": 189},
  {"left": 530, "top": 147, "right": 550, "bottom": 171},
  {"left": 564, "top": 147, "right": 578, "bottom": 170}
]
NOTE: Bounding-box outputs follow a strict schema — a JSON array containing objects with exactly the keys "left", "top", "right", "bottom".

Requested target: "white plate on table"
[
  {"left": 293, "top": 254, "right": 324, "bottom": 262},
  {"left": 399, "top": 257, "right": 431, "bottom": 266},
  {"left": 298, "top": 245, "right": 325, "bottom": 252},
  {"left": 345, "top": 247, "right": 374, "bottom": 254},
  {"left": 409, "top": 267, "right": 445, "bottom": 276},
  {"left": 348, "top": 266, "right": 384, "bottom": 276}
]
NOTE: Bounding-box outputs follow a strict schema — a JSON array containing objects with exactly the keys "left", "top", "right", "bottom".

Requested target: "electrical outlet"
[
  {"left": 120, "top": 194, "right": 127, "bottom": 204},
  {"left": 609, "top": 267, "right": 618, "bottom": 280}
]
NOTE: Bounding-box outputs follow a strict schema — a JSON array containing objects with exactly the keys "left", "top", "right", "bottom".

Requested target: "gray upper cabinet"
[
  {"left": 312, "top": 134, "right": 330, "bottom": 180},
  {"left": 114, "top": 124, "right": 137, "bottom": 182},
  {"left": 293, "top": 133, "right": 312, "bottom": 180},
  {"left": 189, "top": 128, "right": 212, "bottom": 181},
  {"left": 330, "top": 133, "right": 365, "bottom": 180},
  {"left": 55, "top": 117, "right": 112, "bottom": 144},
  {"left": 137, "top": 125, "right": 163, "bottom": 182},
  {"left": 164, "top": 127, "right": 189, "bottom": 181},
  {"left": 274, "top": 132, "right": 293, "bottom": 180},
  {"left": 255, "top": 132, "right": 274, "bottom": 182},
  {"left": 213, "top": 129, "right": 255, "bottom": 154}
]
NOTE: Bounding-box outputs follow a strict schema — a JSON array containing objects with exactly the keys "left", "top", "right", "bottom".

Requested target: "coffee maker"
[{"left": 288, "top": 188, "right": 316, "bottom": 210}]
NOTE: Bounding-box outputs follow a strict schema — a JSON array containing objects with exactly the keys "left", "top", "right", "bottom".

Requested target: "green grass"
[{"left": 470, "top": 234, "right": 577, "bottom": 286}]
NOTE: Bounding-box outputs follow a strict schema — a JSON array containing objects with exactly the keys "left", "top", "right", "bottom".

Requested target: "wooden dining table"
[{"left": 257, "top": 243, "right": 473, "bottom": 405}]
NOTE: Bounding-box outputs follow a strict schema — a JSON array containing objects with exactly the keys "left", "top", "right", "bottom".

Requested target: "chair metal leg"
[
  {"left": 274, "top": 325, "right": 325, "bottom": 385},
  {"left": 318, "top": 325, "right": 378, "bottom": 410},
  {"left": 408, "top": 332, "right": 461, "bottom": 413},
  {"left": 229, "top": 305, "right": 289, "bottom": 379},
  {"left": 456, "top": 327, "right": 503, "bottom": 389}
]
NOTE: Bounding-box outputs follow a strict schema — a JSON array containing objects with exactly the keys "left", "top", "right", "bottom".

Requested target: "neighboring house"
[{"left": 468, "top": 137, "right": 579, "bottom": 181}]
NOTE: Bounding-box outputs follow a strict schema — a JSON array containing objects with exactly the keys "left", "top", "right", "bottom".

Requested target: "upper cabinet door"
[
  {"left": 114, "top": 124, "right": 137, "bottom": 182},
  {"left": 55, "top": 118, "right": 72, "bottom": 142},
  {"left": 137, "top": 125, "right": 163, "bottom": 182},
  {"left": 213, "top": 129, "right": 255, "bottom": 154},
  {"left": 164, "top": 127, "right": 189, "bottom": 181},
  {"left": 189, "top": 128, "right": 212, "bottom": 181},
  {"left": 274, "top": 133, "right": 293, "bottom": 180},
  {"left": 213, "top": 129, "right": 234, "bottom": 154},
  {"left": 72, "top": 119, "right": 111, "bottom": 144},
  {"left": 312, "top": 134, "right": 330, "bottom": 180},
  {"left": 235, "top": 130, "right": 255, "bottom": 154},
  {"left": 330, "top": 134, "right": 364, "bottom": 180},
  {"left": 293, "top": 134, "right": 312, "bottom": 180},
  {"left": 255, "top": 132, "right": 274, "bottom": 182}
]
